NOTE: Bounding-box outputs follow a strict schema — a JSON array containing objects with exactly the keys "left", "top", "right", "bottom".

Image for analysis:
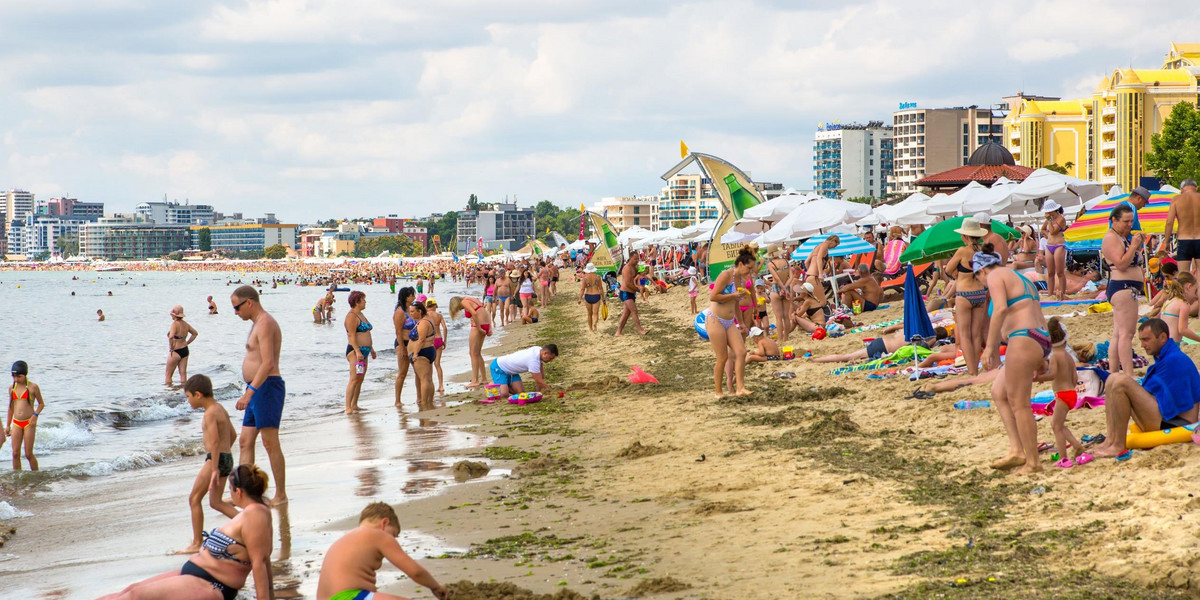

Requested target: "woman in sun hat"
[
  {"left": 1042, "top": 199, "right": 1068, "bottom": 300},
  {"left": 166, "top": 304, "right": 198, "bottom": 386},
  {"left": 949, "top": 217, "right": 989, "bottom": 376}
]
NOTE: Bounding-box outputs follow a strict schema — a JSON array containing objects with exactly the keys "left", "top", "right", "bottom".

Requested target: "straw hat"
[
  {"left": 953, "top": 218, "right": 987, "bottom": 238},
  {"left": 169, "top": 305, "right": 185, "bottom": 318},
  {"left": 802, "top": 282, "right": 815, "bottom": 294},
  {"left": 584, "top": 263, "right": 597, "bottom": 273}
]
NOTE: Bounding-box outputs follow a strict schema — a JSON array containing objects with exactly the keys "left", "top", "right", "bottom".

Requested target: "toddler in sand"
[
  {"left": 1035, "top": 318, "right": 1092, "bottom": 468},
  {"left": 317, "top": 502, "right": 448, "bottom": 600},
  {"left": 686, "top": 267, "right": 700, "bottom": 314}
]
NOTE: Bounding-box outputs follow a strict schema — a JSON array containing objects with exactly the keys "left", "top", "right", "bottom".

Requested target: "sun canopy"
[
  {"left": 899, "top": 216, "right": 1020, "bottom": 264},
  {"left": 1064, "top": 190, "right": 1176, "bottom": 242},
  {"left": 790, "top": 233, "right": 876, "bottom": 261},
  {"left": 758, "top": 198, "right": 872, "bottom": 245}
]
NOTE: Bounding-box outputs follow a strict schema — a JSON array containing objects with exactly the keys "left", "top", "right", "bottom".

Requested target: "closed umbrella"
[
  {"left": 903, "top": 264, "right": 934, "bottom": 340},
  {"left": 790, "top": 233, "right": 876, "bottom": 261},
  {"left": 899, "top": 216, "right": 1020, "bottom": 264}
]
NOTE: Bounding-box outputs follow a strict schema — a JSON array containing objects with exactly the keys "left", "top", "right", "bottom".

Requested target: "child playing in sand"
[
  {"left": 180, "top": 374, "right": 239, "bottom": 553},
  {"left": 746, "top": 327, "right": 782, "bottom": 362},
  {"left": 316, "top": 502, "right": 448, "bottom": 600},
  {"left": 1035, "top": 318, "right": 1092, "bottom": 468},
  {"left": 686, "top": 267, "right": 700, "bottom": 314},
  {"left": 754, "top": 280, "right": 770, "bottom": 330}
]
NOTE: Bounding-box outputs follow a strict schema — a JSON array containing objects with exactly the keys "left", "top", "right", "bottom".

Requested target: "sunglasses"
[{"left": 233, "top": 299, "right": 248, "bottom": 313}]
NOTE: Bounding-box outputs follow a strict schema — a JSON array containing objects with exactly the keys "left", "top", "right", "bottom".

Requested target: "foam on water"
[
  {"left": 32, "top": 421, "right": 95, "bottom": 451},
  {"left": 63, "top": 442, "right": 204, "bottom": 477},
  {"left": 0, "top": 501, "right": 33, "bottom": 519}
]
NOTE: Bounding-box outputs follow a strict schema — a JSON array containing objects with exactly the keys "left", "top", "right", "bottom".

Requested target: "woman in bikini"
[
  {"left": 483, "top": 276, "right": 497, "bottom": 322},
  {"left": 578, "top": 263, "right": 605, "bottom": 333},
  {"left": 450, "top": 296, "right": 493, "bottom": 388},
  {"left": 1043, "top": 200, "right": 1069, "bottom": 300},
  {"left": 166, "top": 305, "right": 199, "bottom": 387},
  {"left": 408, "top": 301, "right": 437, "bottom": 410},
  {"left": 426, "top": 298, "right": 448, "bottom": 394},
  {"left": 517, "top": 268, "right": 537, "bottom": 323},
  {"left": 791, "top": 280, "right": 828, "bottom": 335},
  {"left": 1158, "top": 273, "right": 1200, "bottom": 343},
  {"left": 7, "top": 361, "right": 43, "bottom": 471},
  {"left": 392, "top": 287, "right": 416, "bottom": 407},
  {"left": 1102, "top": 203, "right": 1145, "bottom": 375},
  {"left": 1012, "top": 225, "right": 1039, "bottom": 270},
  {"left": 977, "top": 244, "right": 1050, "bottom": 475},
  {"left": 343, "top": 291, "right": 376, "bottom": 414},
  {"left": 705, "top": 246, "right": 756, "bottom": 398},
  {"left": 100, "top": 464, "right": 274, "bottom": 600},
  {"left": 949, "top": 218, "right": 989, "bottom": 377},
  {"left": 766, "top": 249, "right": 792, "bottom": 343}
]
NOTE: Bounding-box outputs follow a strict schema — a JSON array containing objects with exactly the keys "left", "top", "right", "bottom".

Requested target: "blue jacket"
[{"left": 1143, "top": 338, "right": 1200, "bottom": 421}]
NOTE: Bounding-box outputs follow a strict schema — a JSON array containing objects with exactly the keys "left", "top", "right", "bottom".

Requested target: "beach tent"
[
  {"left": 758, "top": 198, "right": 872, "bottom": 246},
  {"left": 514, "top": 239, "right": 552, "bottom": 255},
  {"left": 1005, "top": 168, "right": 1104, "bottom": 209},
  {"left": 790, "top": 233, "right": 876, "bottom": 261},
  {"left": 899, "top": 216, "right": 1021, "bottom": 264},
  {"left": 1064, "top": 190, "right": 1177, "bottom": 242}
]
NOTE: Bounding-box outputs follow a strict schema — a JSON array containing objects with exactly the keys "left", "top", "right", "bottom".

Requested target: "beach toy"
[
  {"left": 811, "top": 327, "right": 827, "bottom": 341},
  {"left": 485, "top": 384, "right": 502, "bottom": 399},
  {"left": 694, "top": 311, "right": 710, "bottom": 340},
  {"left": 1125, "top": 422, "right": 1199, "bottom": 449},
  {"left": 628, "top": 366, "right": 658, "bottom": 384},
  {"left": 508, "top": 392, "right": 543, "bottom": 405},
  {"left": 1088, "top": 302, "right": 1112, "bottom": 313}
]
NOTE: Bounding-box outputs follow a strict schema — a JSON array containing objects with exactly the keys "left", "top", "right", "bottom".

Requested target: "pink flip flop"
[
  {"left": 1038, "top": 442, "right": 1055, "bottom": 453},
  {"left": 1055, "top": 457, "right": 1075, "bottom": 469},
  {"left": 477, "top": 398, "right": 495, "bottom": 404},
  {"left": 1074, "top": 453, "right": 1094, "bottom": 466}
]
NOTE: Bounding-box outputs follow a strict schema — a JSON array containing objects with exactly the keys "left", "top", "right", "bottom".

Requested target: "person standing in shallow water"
[
  {"left": 166, "top": 305, "right": 198, "bottom": 387},
  {"left": 231, "top": 285, "right": 288, "bottom": 506},
  {"left": 7, "top": 361, "right": 44, "bottom": 471}
]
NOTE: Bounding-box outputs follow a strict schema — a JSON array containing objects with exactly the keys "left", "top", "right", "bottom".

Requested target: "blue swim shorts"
[
  {"left": 489, "top": 359, "right": 522, "bottom": 386},
  {"left": 244, "top": 376, "right": 285, "bottom": 429}
]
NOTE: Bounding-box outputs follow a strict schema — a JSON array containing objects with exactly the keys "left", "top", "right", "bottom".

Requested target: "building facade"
[
  {"left": 80, "top": 220, "right": 193, "bottom": 260},
  {"left": 659, "top": 174, "right": 720, "bottom": 227},
  {"left": 192, "top": 224, "right": 298, "bottom": 253},
  {"left": 9, "top": 214, "right": 87, "bottom": 258},
  {"left": 136, "top": 201, "right": 216, "bottom": 225},
  {"left": 590, "top": 196, "right": 659, "bottom": 233},
  {"left": 813, "top": 122, "right": 893, "bottom": 199},
  {"left": 889, "top": 107, "right": 1004, "bottom": 196},
  {"left": 3, "top": 190, "right": 35, "bottom": 224},
  {"left": 1003, "top": 98, "right": 1090, "bottom": 179},
  {"left": 41, "top": 197, "right": 104, "bottom": 222},
  {"left": 455, "top": 203, "right": 536, "bottom": 253}
]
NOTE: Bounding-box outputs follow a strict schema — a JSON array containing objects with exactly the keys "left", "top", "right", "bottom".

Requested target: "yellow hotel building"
[{"left": 1005, "top": 43, "right": 1200, "bottom": 190}]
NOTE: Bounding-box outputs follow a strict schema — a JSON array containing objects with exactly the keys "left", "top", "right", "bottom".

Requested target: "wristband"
[
  {"left": 247, "top": 384, "right": 257, "bottom": 392},
  {"left": 32, "top": 413, "right": 38, "bottom": 417}
]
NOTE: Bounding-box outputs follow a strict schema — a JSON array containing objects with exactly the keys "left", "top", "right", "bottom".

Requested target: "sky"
[{"left": 1, "top": 0, "right": 1199, "bottom": 222}]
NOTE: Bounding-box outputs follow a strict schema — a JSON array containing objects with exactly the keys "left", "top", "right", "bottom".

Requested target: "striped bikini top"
[{"left": 202, "top": 529, "right": 250, "bottom": 565}]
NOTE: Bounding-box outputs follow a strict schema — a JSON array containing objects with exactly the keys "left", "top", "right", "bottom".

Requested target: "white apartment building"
[
  {"left": 813, "top": 122, "right": 893, "bottom": 199},
  {"left": 136, "top": 201, "right": 216, "bottom": 225},
  {"left": 889, "top": 105, "right": 1004, "bottom": 195},
  {"left": 590, "top": 196, "right": 659, "bottom": 233},
  {"left": 659, "top": 174, "right": 721, "bottom": 228},
  {"left": 3, "top": 189, "right": 35, "bottom": 223}
]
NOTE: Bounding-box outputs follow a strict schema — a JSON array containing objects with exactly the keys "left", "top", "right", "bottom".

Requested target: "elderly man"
[
  {"left": 839, "top": 264, "right": 882, "bottom": 312},
  {"left": 1093, "top": 318, "right": 1200, "bottom": 458},
  {"left": 1121, "top": 185, "right": 1151, "bottom": 231},
  {"left": 974, "top": 213, "right": 1011, "bottom": 264},
  {"left": 1166, "top": 179, "right": 1200, "bottom": 275}
]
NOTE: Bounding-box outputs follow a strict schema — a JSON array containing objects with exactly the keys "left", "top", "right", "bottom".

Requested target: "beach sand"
[{"left": 385, "top": 282, "right": 1198, "bottom": 599}]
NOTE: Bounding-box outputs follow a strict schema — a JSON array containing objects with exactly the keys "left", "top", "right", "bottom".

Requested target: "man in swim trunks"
[
  {"left": 231, "top": 285, "right": 289, "bottom": 506},
  {"left": 811, "top": 328, "right": 947, "bottom": 364},
  {"left": 181, "top": 374, "right": 238, "bottom": 554},
  {"left": 615, "top": 254, "right": 648, "bottom": 336},
  {"left": 1165, "top": 179, "right": 1200, "bottom": 276},
  {"left": 316, "top": 502, "right": 448, "bottom": 600},
  {"left": 839, "top": 264, "right": 882, "bottom": 312},
  {"left": 1094, "top": 318, "right": 1200, "bottom": 458},
  {"left": 490, "top": 344, "right": 559, "bottom": 396}
]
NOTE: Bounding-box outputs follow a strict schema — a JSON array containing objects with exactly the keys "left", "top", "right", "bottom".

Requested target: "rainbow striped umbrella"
[{"left": 1063, "top": 190, "right": 1176, "bottom": 242}]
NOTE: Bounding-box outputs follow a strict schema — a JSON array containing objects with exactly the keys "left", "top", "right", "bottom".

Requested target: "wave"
[
  {"left": 0, "top": 501, "right": 32, "bottom": 520},
  {"left": 0, "top": 441, "right": 205, "bottom": 488},
  {"left": 31, "top": 420, "right": 95, "bottom": 451}
]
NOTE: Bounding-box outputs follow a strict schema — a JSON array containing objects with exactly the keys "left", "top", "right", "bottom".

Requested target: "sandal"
[
  {"left": 1037, "top": 442, "right": 1054, "bottom": 453},
  {"left": 1082, "top": 434, "right": 1105, "bottom": 446},
  {"left": 1074, "top": 453, "right": 1094, "bottom": 466},
  {"left": 1115, "top": 450, "right": 1134, "bottom": 461},
  {"left": 911, "top": 390, "right": 935, "bottom": 400},
  {"left": 1055, "top": 457, "right": 1074, "bottom": 469}
]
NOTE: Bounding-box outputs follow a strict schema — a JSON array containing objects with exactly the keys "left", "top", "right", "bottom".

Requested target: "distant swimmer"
[
  {"left": 179, "top": 374, "right": 238, "bottom": 555},
  {"left": 7, "top": 361, "right": 43, "bottom": 471},
  {"left": 208, "top": 295, "right": 218, "bottom": 315},
  {"left": 97, "top": 309, "right": 106, "bottom": 322},
  {"left": 232, "top": 285, "right": 288, "bottom": 506},
  {"left": 108, "top": 291, "right": 113, "bottom": 296},
  {"left": 316, "top": 502, "right": 448, "bottom": 600},
  {"left": 167, "top": 305, "right": 199, "bottom": 386}
]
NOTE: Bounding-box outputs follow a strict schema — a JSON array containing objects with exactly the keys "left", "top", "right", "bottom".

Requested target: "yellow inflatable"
[{"left": 1125, "top": 422, "right": 1199, "bottom": 449}]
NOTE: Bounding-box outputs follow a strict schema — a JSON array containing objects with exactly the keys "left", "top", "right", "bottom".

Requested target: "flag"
[
  {"left": 578, "top": 203, "right": 586, "bottom": 241},
  {"left": 680, "top": 140, "right": 689, "bottom": 158},
  {"left": 451, "top": 252, "right": 460, "bottom": 263}
]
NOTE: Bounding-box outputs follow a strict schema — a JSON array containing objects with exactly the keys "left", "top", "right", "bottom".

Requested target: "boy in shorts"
[
  {"left": 180, "top": 374, "right": 238, "bottom": 553},
  {"left": 317, "top": 502, "right": 448, "bottom": 600}
]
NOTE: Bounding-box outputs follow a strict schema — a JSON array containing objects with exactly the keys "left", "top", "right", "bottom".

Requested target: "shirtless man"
[
  {"left": 805, "top": 236, "right": 840, "bottom": 280},
  {"left": 1165, "top": 179, "right": 1200, "bottom": 275},
  {"left": 615, "top": 254, "right": 648, "bottom": 336},
  {"left": 975, "top": 213, "right": 1012, "bottom": 264},
  {"left": 812, "top": 328, "right": 947, "bottom": 364},
  {"left": 840, "top": 264, "right": 883, "bottom": 312},
  {"left": 231, "top": 285, "right": 288, "bottom": 506},
  {"left": 317, "top": 502, "right": 448, "bottom": 600}
]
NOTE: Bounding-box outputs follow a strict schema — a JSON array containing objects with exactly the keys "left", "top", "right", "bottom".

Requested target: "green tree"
[
  {"left": 466, "top": 194, "right": 481, "bottom": 211},
  {"left": 264, "top": 244, "right": 288, "bottom": 259},
  {"left": 845, "top": 196, "right": 874, "bottom": 205},
  {"left": 33, "top": 250, "right": 50, "bottom": 261},
  {"left": 55, "top": 232, "right": 79, "bottom": 257},
  {"left": 167, "top": 251, "right": 184, "bottom": 261},
  {"left": 673, "top": 220, "right": 690, "bottom": 229},
  {"left": 1043, "top": 161, "right": 1075, "bottom": 175},
  {"left": 1146, "top": 102, "right": 1200, "bottom": 185},
  {"left": 355, "top": 235, "right": 419, "bottom": 258},
  {"left": 197, "top": 227, "right": 212, "bottom": 251}
]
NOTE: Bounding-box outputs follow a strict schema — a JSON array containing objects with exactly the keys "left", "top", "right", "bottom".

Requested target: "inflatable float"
[
  {"left": 695, "top": 310, "right": 709, "bottom": 340},
  {"left": 1125, "top": 422, "right": 1200, "bottom": 449},
  {"left": 508, "top": 392, "right": 542, "bottom": 405}
]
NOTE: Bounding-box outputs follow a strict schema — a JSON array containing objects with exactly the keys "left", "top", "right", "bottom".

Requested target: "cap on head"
[
  {"left": 687, "top": 266, "right": 697, "bottom": 275},
  {"left": 973, "top": 212, "right": 992, "bottom": 225},
  {"left": 584, "top": 263, "right": 597, "bottom": 273},
  {"left": 1132, "top": 186, "right": 1152, "bottom": 200},
  {"left": 11, "top": 361, "right": 28, "bottom": 376},
  {"left": 748, "top": 326, "right": 764, "bottom": 338},
  {"left": 802, "top": 282, "right": 815, "bottom": 294}
]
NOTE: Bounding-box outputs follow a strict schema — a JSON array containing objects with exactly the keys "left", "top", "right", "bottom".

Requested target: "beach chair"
[{"left": 880, "top": 262, "right": 933, "bottom": 297}]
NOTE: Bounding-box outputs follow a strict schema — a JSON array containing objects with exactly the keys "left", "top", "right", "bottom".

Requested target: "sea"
[{"left": 0, "top": 270, "right": 503, "bottom": 598}]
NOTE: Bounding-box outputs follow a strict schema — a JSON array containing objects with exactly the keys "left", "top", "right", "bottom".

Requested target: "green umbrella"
[{"left": 899, "top": 216, "right": 1020, "bottom": 265}]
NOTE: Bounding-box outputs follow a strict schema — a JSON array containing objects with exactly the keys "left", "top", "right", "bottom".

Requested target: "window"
[
  {"left": 963, "top": 124, "right": 969, "bottom": 133},
  {"left": 633, "top": 206, "right": 641, "bottom": 214}
]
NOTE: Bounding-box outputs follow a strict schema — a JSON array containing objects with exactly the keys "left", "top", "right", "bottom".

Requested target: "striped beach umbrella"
[
  {"left": 1064, "top": 190, "right": 1176, "bottom": 242},
  {"left": 791, "top": 233, "right": 875, "bottom": 261}
]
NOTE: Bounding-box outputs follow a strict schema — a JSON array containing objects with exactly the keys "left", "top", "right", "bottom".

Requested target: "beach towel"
[
  {"left": 883, "top": 240, "right": 907, "bottom": 275},
  {"left": 829, "top": 345, "right": 933, "bottom": 375}
]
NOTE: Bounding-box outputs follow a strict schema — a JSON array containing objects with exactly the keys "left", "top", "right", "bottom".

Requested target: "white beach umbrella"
[
  {"left": 758, "top": 198, "right": 871, "bottom": 245},
  {"left": 617, "top": 225, "right": 652, "bottom": 245},
  {"left": 1003, "top": 168, "right": 1103, "bottom": 213},
  {"left": 926, "top": 181, "right": 990, "bottom": 216}
]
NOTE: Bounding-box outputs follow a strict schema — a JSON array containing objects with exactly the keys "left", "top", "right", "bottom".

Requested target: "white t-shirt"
[{"left": 496, "top": 346, "right": 543, "bottom": 375}]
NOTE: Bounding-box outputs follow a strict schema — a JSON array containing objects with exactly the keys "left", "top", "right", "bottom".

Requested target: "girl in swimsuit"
[
  {"left": 344, "top": 291, "right": 376, "bottom": 414},
  {"left": 167, "top": 305, "right": 199, "bottom": 387},
  {"left": 976, "top": 244, "right": 1050, "bottom": 475},
  {"left": 1102, "top": 204, "right": 1145, "bottom": 375},
  {"left": 408, "top": 301, "right": 437, "bottom": 410},
  {"left": 100, "top": 465, "right": 274, "bottom": 600},
  {"left": 518, "top": 269, "right": 537, "bottom": 323},
  {"left": 392, "top": 287, "right": 416, "bottom": 407},
  {"left": 767, "top": 250, "right": 792, "bottom": 343},
  {"left": 578, "top": 264, "right": 605, "bottom": 333},
  {"left": 7, "top": 361, "right": 43, "bottom": 471},
  {"left": 949, "top": 219, "right": 988, "bottom": 376},
  {"left": 426, "top": 298, "right": 448, "bottom": 394},
  {"left": 1158, "top": 273, "right": 1199, "bottom": 344},
  {"left": 1043, "top": 203, "right": 1069, "bottom": 300},
  {"left": 705, "top": 246, "right": 757, "bottom": 398},
  {"left": 450, "top": 296, "right": 492, "bottom": 388}
]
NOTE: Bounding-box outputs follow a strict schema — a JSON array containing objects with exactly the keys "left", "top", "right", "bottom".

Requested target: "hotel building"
[
  {"left": 80, "top": 219, "right": 192, "bottom": 260},
  {"left": 813, "top": 122, "right": 893, "bottom": 199},
  {"left": 136, "top": 200, "right": 216, "bottom": 225},
  {"left": 191, "top": 223, "right": 299, "bottom": 253},
  {"left": 455, "top": 203, "right": 536, "bottom": 254},
  {"left": 659, "top": 173, "right": 720, "bottom": 227},
  {"left": 889, "top": 107, "right": 1003, "bottom": 196},
  {"left": 590, "top": 196, "right": 659, "bottom": 233},
  {"left": 3, "top": 190, "right": 35, "bottom": 223}
]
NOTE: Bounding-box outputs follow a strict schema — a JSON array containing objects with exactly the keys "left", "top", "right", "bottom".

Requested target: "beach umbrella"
[
  {"left": 617, "top": 226, "right": 652, "bottom": 245},
  {"left": 1063, "top": 190, "right": 1176, "bottom": 242},
  {"left": 719, "top": 230, "right": 761, "bottom": 245},
  {"left": 790, "top": 233, "right": 876, "bottom": 261},
  {"left": 903, "top": 264, "right": 934, "bottom": 341},
  {"left": 898, "top": 216, "right": 1020, "bottom": 264},
  {"left": 758, "top": 198, "right": 872, "bottom": 245}
]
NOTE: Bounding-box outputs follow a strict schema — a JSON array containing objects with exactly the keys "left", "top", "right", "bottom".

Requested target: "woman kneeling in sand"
[{"left": 705, "top": 246, "right": 756, "bottom": 397}]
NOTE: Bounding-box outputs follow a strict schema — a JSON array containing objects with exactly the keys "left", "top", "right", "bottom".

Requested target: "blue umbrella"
[
  {"left": 903, "top": 264, "right": 934, "bottom": 341},
  {"left": 791, "top": 233, "right": 876, "bottom": 261}
]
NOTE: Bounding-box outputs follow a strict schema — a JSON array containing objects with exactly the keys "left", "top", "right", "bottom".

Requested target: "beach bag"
[{"left": 601, "top": 300, "right": 609, "bottom": 320}]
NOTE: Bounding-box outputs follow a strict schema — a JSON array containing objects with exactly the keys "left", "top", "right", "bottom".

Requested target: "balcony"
[{"left": 1101, "top": 157, "right": 1117, "bottom": 168}]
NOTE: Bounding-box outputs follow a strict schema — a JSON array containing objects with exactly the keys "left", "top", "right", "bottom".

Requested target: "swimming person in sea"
[
  {"left": 167, "top": 305, "right": 199, "bottom": 387},
  {"left": 316, "top": 502, "right": 448, "bottom": 600},
  {"left": 180, "top": 374, "right": 239, "bottom": 554},
  {"left": 7, "top": 360, "right": 44, "bottom": 471}
]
